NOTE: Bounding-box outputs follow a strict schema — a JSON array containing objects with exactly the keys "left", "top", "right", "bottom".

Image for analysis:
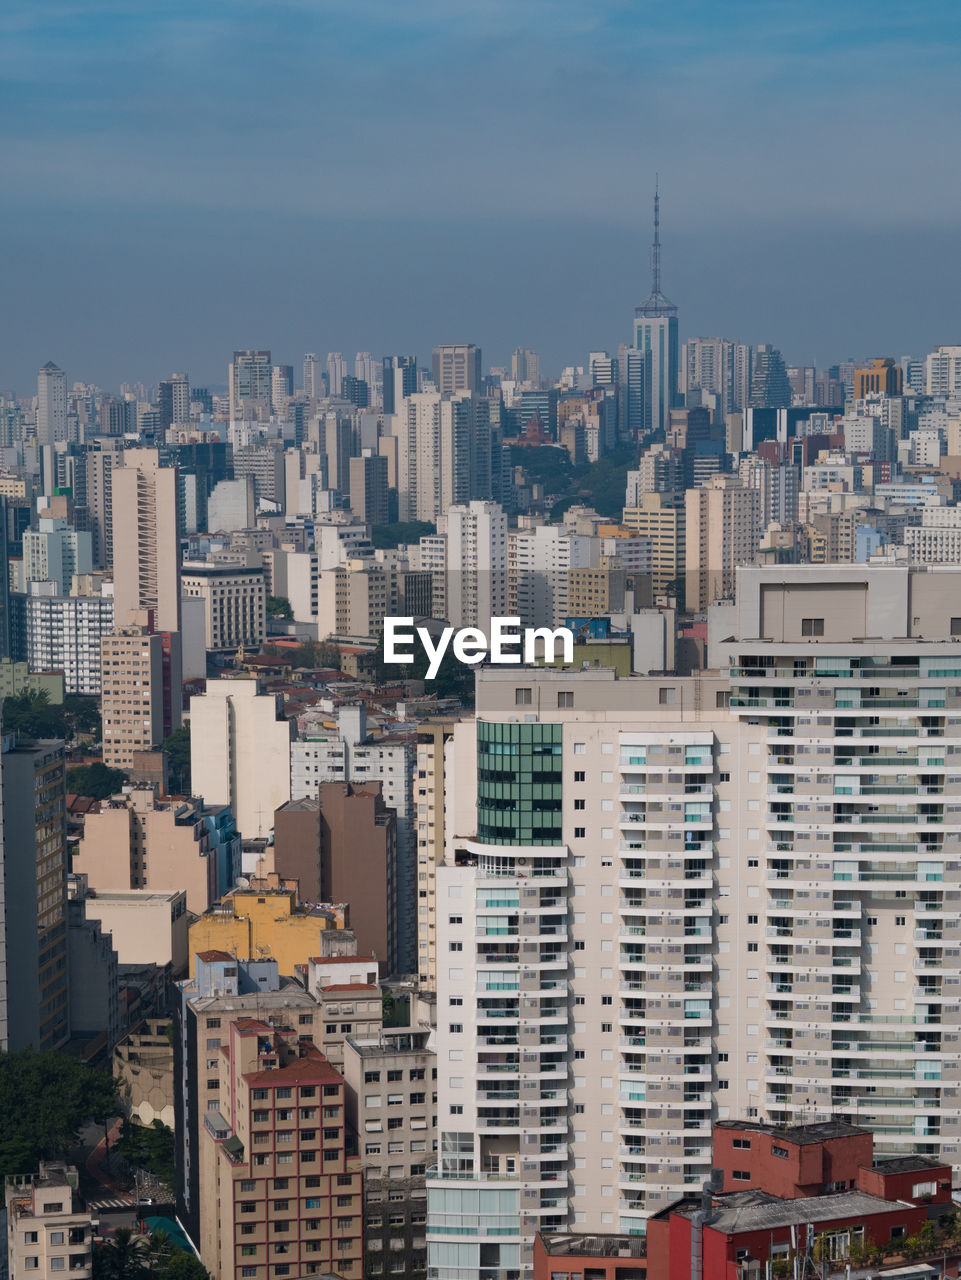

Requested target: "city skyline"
[{"left": 2, "top": 1, "right": 961, "bottom": 387}]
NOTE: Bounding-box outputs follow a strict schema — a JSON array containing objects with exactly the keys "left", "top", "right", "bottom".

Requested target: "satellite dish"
[{"left": 236, "top": 876, "right": 250, "bottom": 888}]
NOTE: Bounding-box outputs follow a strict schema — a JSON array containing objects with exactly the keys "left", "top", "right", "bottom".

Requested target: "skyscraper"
[
  {"left": 271, "top": 363, "right": 294, "bottom": 413},
  {"left": 326, "top": 351, "right": 347, "bottom": 398},
  {"left": 228, "top": 349, "right": 272, "bottom": 421},
  {"left": 432, "top": 344, "right": 482, "bottom": 394},
  {"left": 303, "top": 351, "right": 323, "bottom": 398},
  {"left": 511, "top": 347, "right": 540, "bottom": 386},
  {"left": 36, "top": 362, "right": 67, "bottom": 447},
  {"left": 749, "top": 344, "right": 792, "bottom": 408},
  {"left": 382, "top": 355, "right": 417, "bottom": 415},
  {"left": 157, "top": 372, "right": 191, "bottom": 429},
  {"left": 633, "top": 184, "right": 679, "bottom": 435},
  {"left": 111, "top": 448, "right": 181, "bottom": 631}
]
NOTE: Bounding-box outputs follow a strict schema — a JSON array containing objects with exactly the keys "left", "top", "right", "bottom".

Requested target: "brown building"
[
  {"left": 198, "top": 1018, "right": 363, "bottom": 1280},
  {"left": 273, "top": 783, "right": 398, "bottom": 973},
  {"left": 854, "top": 356, "right": 903, "bottom": 400},
  {"left": 100, "top": 627, "right": 166, "bottom": 770}
]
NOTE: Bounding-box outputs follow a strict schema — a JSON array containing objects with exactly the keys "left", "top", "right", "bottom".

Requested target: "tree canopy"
[
  {"left": 161, "top": 726, "right": 191, "bottom": 795},
  {"left": 66, "top": 762, "right": 130, "bottom": 800},
  {"left": 2, "top": 690, "right": 102, "bottom": 742},
  {"left": 93, "top": 1227, "right": 210, "bottom": 1279},
  {"left": 265, "top": 595, "right": 293, "bottom": 620},
  {"left": 0, "top": 1048, "right": 118, "bottom": 1178},
  {"left": 369, "top": 520, "right": 436, "bottom": 550}
]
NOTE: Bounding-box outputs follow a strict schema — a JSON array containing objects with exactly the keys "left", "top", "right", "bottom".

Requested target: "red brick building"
[{"left": 646, "top": 1121, "right": 953, "bottom": 1280}]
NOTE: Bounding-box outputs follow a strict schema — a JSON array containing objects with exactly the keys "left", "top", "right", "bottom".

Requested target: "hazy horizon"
[{"left": 2, "top": 0, "right": 960, "bottom": 392}]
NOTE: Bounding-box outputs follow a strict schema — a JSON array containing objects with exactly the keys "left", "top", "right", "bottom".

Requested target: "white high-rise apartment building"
[
  {"left": 36, "top": 361, "right": 67, "bottom": 446},
  {"left": 510, "top": 525, "right": 598, "bottom": 627},
  {"left": 925, "top": 345, "right": 961, "bottom": 397},
  {"left": 189, "top": 677, "right": 292, "bottom": 840},
  {"left": 682, "top": 337, "right": 754, "bottom": 415},
  {"left": 303, "top": 352, "right": 322, "bottom": 398},
  {"left": 442, "top": 501, "right": 509, "bottom": 628},
  {"left": 326, "top": 351, "right": 347, "bottom": 398},
  {"left": 394, "top": 392, "right": 492, "bottom": 524},
  {"left": 21, "top": 517, "right": 93, "bottom": 594},
  {"left": 428, "top": 564, "right": 961, "bottom": 1278},
  {"left": 354, "top": 350, "right": 375, "bottom": 388},
  {"left": 228, "top": 349, "right": 272, "bottom": 421},
  {"left": 18, "top": 584, "right": 114, "bottom": 694}
]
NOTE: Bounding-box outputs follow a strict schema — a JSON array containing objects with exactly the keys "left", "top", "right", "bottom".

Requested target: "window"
[
  {"left": 574, "top": 770, "right": 586, "bottom": 782},
  {"left": 895, "top": 915, "right": 906, "bottom": 926},
  {"left": 732, "top": 1170, "right": 751, "bottom": 1181},
  {"left": 801, "top": 617, "right": 824, "bottom": 637},
  {"left": 450, "top": 1105, "right": 463, "bottom": 1114},
  {"left": 449, "top": 1023, "right": 463, "bottom": 1033},
  {"left": 448, "top": 915, "right": 462, "bottom": 925},
  {"left": 952, "top": 618, "right": 961, "bottom": 637},
  {"left": 515, "top": 688, "right": 532, "bottom": 705},
  {"left": 365, "top": 1071, "right": 381, "bottom": 1084},
  {"left": 732, "top": 1138, "right": 751, "bottom": 1149},
  {"left": 601, "top": 995, "right": 612, "bottom": 1005},
  {"left": 747, "top": 942, "right": 758, "bottom": 952},
  {"left": 601, "top": 1023, "right": 612, "bottom": 1032},
  {"left": 387, "top": 1070, "right": 402, "bottom": 1082},
  {"left": 557, "top": 691, "right": 573, "bottom": 708},
  {"left": 659, "top": 687, "right": 676, "bottom": 704},
  {"left": 747, "top": 914, "right": 758, "bottom": 924},
  {"left": 718, "top": 1079, "right": 729, "bottom": 1089},
  {"left": 771, "top": 1144, "right": 789, "bottom": 1160},
  {"left": 719, "top": 771, "right": 730, "bottom": 782},
  {"left": 574, "top": 828, "right": 586, "bottom": 839},
  {"left": 573, "top": 798, "right": 586, "bottom": 811},
  {"left": 449, "top": 941, "right": 462, "bottom": 952}
]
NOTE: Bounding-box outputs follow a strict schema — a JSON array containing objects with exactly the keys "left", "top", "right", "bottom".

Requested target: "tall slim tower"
[
  {"left": 36, "top": 362, "right": 67, "bottom": 447},
  {"left": 111, "top": 448, "right": 181, "bottom": 631},
  {"left": 633, "top": 183, "right": 679, "bottom": 435}
]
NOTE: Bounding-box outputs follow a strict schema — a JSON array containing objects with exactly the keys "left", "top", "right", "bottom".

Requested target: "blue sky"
[{"left": 1, "top": 0, "right": 960, "bottom": 390}]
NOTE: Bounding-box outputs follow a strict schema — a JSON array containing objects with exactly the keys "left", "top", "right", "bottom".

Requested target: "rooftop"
[
  {"left": 716, "top": 1118, "right": 869, "bottom": 1146},
  {"left": 871, "top": 1155, "right": 951, "bottom": 1176},
  {"left": 196, "top": 949, "right": 235, "bottom": 962},
  {"left": 245, "top": 1055, "right": 342, "bottom": 1087},
  {"left": 538, "top": 1233, "right": 646, "bottom": 1260},
  {"left": 672, "top": 1188, "right": 909, "bottom": 1234}
]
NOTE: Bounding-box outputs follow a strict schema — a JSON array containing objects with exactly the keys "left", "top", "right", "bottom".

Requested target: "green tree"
[
  {"left": 162, "top": 726, "right": 191, "bottom": 795},
  {"left": 0, "top": 1049, "right": 118, "bottom": 1177},
  {"left": 265, "top": 595, "right": 294, "bottom": 620},
  {"left": 94, "top": 1226, "right": 148, "bottom": 1279},
  {"left": 369, "top": 520, "right": 436, "bottom": 550},
  {"left": 63, "top": 694, "right": 102, "bottom": 738},
  {"left": 158, "top": 1254, "right": 209, "bottom": 1279},
  {"left": 66, "top": 762, "right": 129, "bottom": 800},
  {"left": 2, "top": 689, "right": 66, "bottom": 739},
  {"left": 116, "top": 1118, "right": 176, "bottom": 1188}
]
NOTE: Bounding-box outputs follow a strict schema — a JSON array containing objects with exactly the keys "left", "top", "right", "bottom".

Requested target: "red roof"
[
  {"left": 196, "top": 949, "right": 235, "bottom": 962},
  {"left": 245, "top": 1055, "right": 342, "bottom": 1087}
]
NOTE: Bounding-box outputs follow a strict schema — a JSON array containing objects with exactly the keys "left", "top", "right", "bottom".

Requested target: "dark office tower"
[
  {"left": 98, "top": 395, "right": 133, "bottom": 437},
  {"left": 157, "top": 372, "right": 191, "bottom": 430},
  {"left": 171, "top": 441, "right": 234, "bottom": 534},
  {"left": 191, "top": 387, "right": 213, "bottom": 414},
  {"left": 432, "top": 343, "right": 482, "bottom": 394},
  {"left": 382, "top": 355, "right": 417, "bottom": 414},
  {"left": 341, "top": 374, "right": 370, "bottom": 408},
  {"left": 228, "top": 349, "right": 272, "bottom": 421},
  {"left": 749, "top": 344, "right": 792, "bottom": 409},
  {"left": 0, "top": 735, "right": 69, "bottom": 1051}
]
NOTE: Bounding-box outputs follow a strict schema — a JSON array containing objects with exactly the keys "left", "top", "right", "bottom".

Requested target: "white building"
[
  {"left": 925, "top": 345, "right": 961, "bottom": 397},
  {"left": 36, "top": 362, "right": 67, "bottom": 447},
  {"left": 181, "top": 561, "right": 266, "bottom": 652},
  {"left": 427, "top": 564, "right": 961, "bottom": 1276},
  {"left": 510, "top": 525, "right": 599, "bottom": 627},
  {"left": 393, "top": 392, "right": 492, "bottom": 524},
  {"left": 206, "top": 476, "right": 256, "bottom": 532},
  {"left": 189, "top": 677, "right": 292, "bottom": 841},
  {"left": 20, "top": 517, "right": 93, "bottom": 594},
  {"left": 16, "top": 582, "right": 114, "bottom": 694},
  {"left": 442, "top": 501, "right": 509, "bottom": 629}
]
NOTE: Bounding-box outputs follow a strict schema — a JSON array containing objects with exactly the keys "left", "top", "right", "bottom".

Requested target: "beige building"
[
  {"left": 342, "top": 1028, "right": 435, "bottom": 1278},
  {"left": 111, "top": 448, "right": 180, "bottom": 631},
  {"left": 426, "top": 564, "right": 961, "bottom": 1277},
  {"left": 414, "top": 717, "right": 460, "bottom": 988},
  {"left": 304, "top": 956, "right": 381, "bottom": 1067},
  {"left": 181, "top": 562, "right": 266, "bottom": 652},
  {"left": 114, "top": 1017, "right": 175, "bottom": 1127},
  {"left": 5, "top": 1163, "right": 94, "bottom": 1279},
  {"left": 189, "top": 677, "right": 292, "bottom": 841},
  {"left": 685, "top": 473, "right": 761, "bottom": 611},
  {"left": 100, "top": 627, "right": 166, "bottom": 769},
  {"left": 78, "top": 886, "right": 189, "bottom": 971},
  {"left": 621, "top": 490, "right": 685, "bottom": 594},
  {"left": 72, "top": 786, "right": 234, "bottom": 916}
]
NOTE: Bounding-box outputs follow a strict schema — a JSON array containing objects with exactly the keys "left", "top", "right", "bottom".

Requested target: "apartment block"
[
  {"left": 415, "top": 717, "right": 460, "bottom": 988},
  {"left": 175, "top": 953, "right": 325, "bottom": 1248},
  {"left": 100, "top": 627, "right": 166, "bottom": 769},
  {"left": 5, "top": 1163, "right": 94, "bottom": 1279},
  {"left": 181, "top": 561, "right": 267, "bottom": 652},
  {"left": 342, "top": 1028, "right": 436, "bottom": 1280},
  {"left": 187, "top": 881, "right": 351, "bottom": 977},
  {"left": 11, "top": 584, "right": 114, "bottom": 694},
  {"left": 620, "top": 492, "right": 685, "bottom": 595},
  {"left": 189, "top": 677, "right": 292, "bottom": 842},
  {"left": 0, "top": 736, "right": 69, "bottom": 1052},
  {"left": 73, "top": 786, "right": 238, "bottom": 915},
  {"left": 426, "top": 565, "right": 961, "bottom": 1276},
  {"left": 304, "top": 956, "right": 382, "bottom": 1069},
  {"left": 197, "top": 1020, "right": 363, "bottom": 1280}
]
